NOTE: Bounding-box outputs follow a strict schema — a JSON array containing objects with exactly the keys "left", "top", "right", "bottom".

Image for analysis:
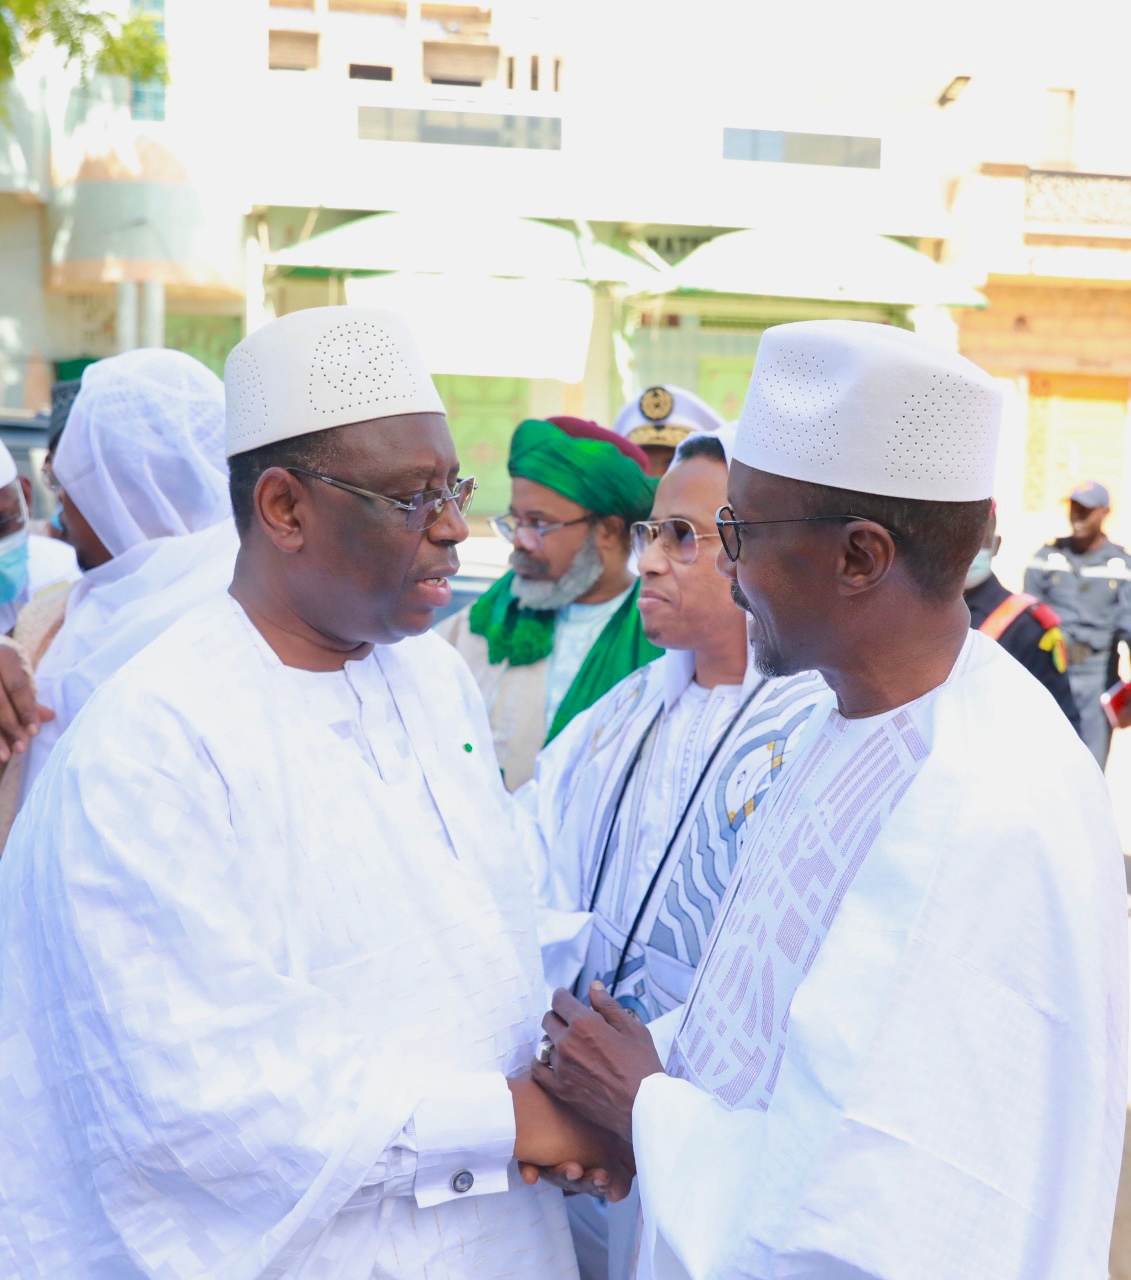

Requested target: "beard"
[
  {"left": 510, "top": 529, "right": 605, "bottom": 611},
  {"left": 731, "top": 580, "right": 788, "bottom": 678}
]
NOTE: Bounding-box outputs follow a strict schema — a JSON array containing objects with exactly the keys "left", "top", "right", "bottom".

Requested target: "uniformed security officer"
[
  {"left": 1024, "top": 481, "right": 1131, "bottom": 767},
  {"left": 965, "top": 509, "right": 1080, "bottom": 732},
  {"left": 612, "top": 385, "right": 723, "bottom": 477}
]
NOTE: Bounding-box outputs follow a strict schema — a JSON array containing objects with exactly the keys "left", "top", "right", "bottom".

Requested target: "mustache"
[
  {"left": 730, "top": 581, "right": 752, "bottom": 613},
  {"left": 511, "top": 549, "right": 549, "bottom": 576}
]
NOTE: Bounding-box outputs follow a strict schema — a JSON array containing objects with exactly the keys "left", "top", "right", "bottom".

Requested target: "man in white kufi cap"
[
  {"left": 528, "top": 321, "right": 1127, "bottom": 1279},
  {"left": 613, "top": 384, "right": 723, "bottom": 477},
  {"left": 0, "top": 307, "right": 624, "bottom": 1278}
]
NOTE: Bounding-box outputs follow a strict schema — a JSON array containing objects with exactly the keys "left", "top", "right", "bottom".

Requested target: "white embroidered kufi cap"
[
  {"left": 734, "top": 321, "right": 1002, "bottom": 502},
  {"left": 613, "top": 384, "right": 724, "bottom": 450},
  {"left": 224, "top": 306, "right": 445, "bottom": 457}
]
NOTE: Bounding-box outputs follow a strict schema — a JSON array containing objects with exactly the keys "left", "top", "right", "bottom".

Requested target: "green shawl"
[{"left": 469, "top": 574, "right": 662, "bottom": 744}]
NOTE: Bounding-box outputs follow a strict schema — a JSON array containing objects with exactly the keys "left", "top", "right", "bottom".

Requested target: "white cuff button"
[{"left": 451, "top": 1170, "right": 474, "bottom": 1194}]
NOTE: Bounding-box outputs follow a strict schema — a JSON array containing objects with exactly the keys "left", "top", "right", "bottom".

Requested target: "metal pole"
[
  {"left": 116, "top": 280, "right": 138, "bottom": 353},
  {"left": 140, "top": 280, "right": 165, "bottom": 348}
]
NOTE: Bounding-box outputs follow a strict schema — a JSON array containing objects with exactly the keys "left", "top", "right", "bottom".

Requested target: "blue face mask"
[
  {"left": 964, "top": 547, "right": 994, "bottom": 592},
  {"left": 0, "top": 529, "right": 29, "bottom": 605}
]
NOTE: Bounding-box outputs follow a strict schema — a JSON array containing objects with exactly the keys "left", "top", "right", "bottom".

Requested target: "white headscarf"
[
  {"left": 55, "top": 349, "right": 229, "bottom": 556},
  {"left": 19, "top": 350, "right": 238, "bottom": 810}
]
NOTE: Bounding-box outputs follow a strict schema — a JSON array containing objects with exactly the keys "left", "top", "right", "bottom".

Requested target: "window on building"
[
  {"left": 530, "top": 53, "right": 539, "bottom": 90},
  {"left": 423, "top": 41, "right": 499, "bottom": 85},
  {"left": 553, "top": 57, "right": 561, "bottom": 91},
  {"left": 506, "top": 55, "right": 514, "bottom": 88},
  {"left": 270, "top": 0, "right": 315, "bottom": 8},
  {"left": 350, "top": 63, "right": 393, "bottom": 80},
  {"left": 359, "top": 105, "right": 561, "bottom": 149},
  {"left": 269, "top": 29, "right": 320, "bottom": 70},
  {"left": 1043, "top": 89, "right": 1075, "bottom": 170},
  {"left": 723, "top": 128, "right": 881, "bottom": 169},
  {"left": 130, "top": 0, "right": 165, "bottom": 121}
]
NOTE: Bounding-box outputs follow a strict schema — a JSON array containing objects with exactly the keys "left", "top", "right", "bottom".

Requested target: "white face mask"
[{"left": 964, "top": 547, "right": 994, "bottom": 592}]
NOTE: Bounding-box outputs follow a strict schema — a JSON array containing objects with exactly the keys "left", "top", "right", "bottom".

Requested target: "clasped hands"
[{"left": 510, "top": 981, "right": 664, "bottom": 1202}]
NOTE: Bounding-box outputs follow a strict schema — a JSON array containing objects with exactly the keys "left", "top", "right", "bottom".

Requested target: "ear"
[
  {"left": 254, "top": 467, "right": 307, "bottom": 554},
  {"left": 594, "top": 514, "right": 628, "bottom": 551},
  {"left": 835, "top": 522, "right": 897, "bottom": 596},
  {"left": 992, "top": 534, "right": 1002, "bottom": 556}
]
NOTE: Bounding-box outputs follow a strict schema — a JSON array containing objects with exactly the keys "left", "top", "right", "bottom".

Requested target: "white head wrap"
[
  {"left": 55, "top": 349, "right": 230, "bottom": 558},
  {"left": 614, "top": 384, "right": 724, "bottom": 450},
  {"left": 224, "top": 306, "right": 444, "bottom": 457},
  {"left": 734, "top": 321, "right": 1002, "bottom": 502},
  {"left": 0, "top": 441, "right": 17, "bottom": 489}
]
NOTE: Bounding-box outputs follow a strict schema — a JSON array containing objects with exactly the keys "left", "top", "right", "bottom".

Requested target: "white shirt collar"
[{"left": 661, "top": 643, "right": 762, "bottom": 711}]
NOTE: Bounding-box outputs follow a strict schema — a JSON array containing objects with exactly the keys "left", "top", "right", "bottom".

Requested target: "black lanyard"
[{"left": 579, "top": 679, "right": 764, "bottom": 999}]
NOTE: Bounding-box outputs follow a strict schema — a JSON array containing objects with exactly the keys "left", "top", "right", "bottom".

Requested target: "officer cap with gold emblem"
[{"left": 613, "top": 384, "right": 724, "bottom": 450}]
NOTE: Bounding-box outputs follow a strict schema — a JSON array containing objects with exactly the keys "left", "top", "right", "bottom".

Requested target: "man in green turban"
[{"left": 440, "top": 416, "right": 661, "bottom": 789}]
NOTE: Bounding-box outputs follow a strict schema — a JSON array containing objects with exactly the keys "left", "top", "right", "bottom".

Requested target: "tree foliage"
[{"left": 0, "top": 1, "right": 168, "bottom": 87}]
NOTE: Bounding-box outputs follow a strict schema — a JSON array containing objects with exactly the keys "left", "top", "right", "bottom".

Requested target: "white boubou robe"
[
  {"left": 19, "top": 518, "right": 239, "bottom": 805},
  {"left": 521, "top": 649, "right": 826, "bottom": 1021},
  {"left": 633, "top": 632, "right": 1127, "bottom": 1280},
  {"left": 0, "top": 593, "right": 576, "bottom": 1280}
]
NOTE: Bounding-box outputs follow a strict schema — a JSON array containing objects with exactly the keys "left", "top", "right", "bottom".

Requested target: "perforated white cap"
[
  {"left": 224, "top": 306, "right": 445, "bottom": 456},
  {"left": 733, "top": 321, "right": 1002, "bottom": 501}
]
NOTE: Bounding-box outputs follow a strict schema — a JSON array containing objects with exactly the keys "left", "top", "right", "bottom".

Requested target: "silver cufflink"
[{"left": 451, "top": 1169, "right": 474, "bottom": 1194}]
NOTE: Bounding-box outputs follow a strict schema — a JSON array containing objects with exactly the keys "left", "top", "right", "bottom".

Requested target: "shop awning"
[{"left": 651, "top": 228, "right": 985, "bottom": 308}]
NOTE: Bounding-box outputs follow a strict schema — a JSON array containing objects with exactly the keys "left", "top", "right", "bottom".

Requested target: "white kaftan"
[
  {"left": 0, "top": 593, "right": 576, "bottom": 1280},
  {"left": 521, "top": 649, "right": 826, "bottom": 1020},
  {"left": 19, "top": 518, "right": 238, "bottom": 803},
  {"left": 633, "top": 632, "right": 1128, "bottom": 1280}
]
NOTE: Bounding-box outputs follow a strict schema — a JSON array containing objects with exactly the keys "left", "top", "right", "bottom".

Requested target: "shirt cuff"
[{"left": 411, "top": 1070, "right": 516, "bottom": 1209}]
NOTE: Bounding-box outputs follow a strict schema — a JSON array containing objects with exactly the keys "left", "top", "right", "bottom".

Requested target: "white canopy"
[
  {"left": 267, "top": 211, "right": 657, "bottom": 288},
  {"left": 656, "top": 227, "right": 986, "bottom": 308},
  {"left": 344, "top": 273, "right": 593, "bottom": 382}
]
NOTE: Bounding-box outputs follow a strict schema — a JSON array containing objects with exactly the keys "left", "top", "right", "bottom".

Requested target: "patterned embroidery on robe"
[{"left": 669, "top": 706, "right": 930, "bottom": 1110}]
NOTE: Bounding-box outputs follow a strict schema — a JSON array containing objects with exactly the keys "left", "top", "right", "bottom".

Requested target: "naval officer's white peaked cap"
[
  {"left": 613, "top": 384, "right": 724, "bottom": 449},
  {"left": 733, "top": 320, "right": 1002, "bottom": 502},
  {"left": 223, "top": 306, "right": 444, "bottom": 457}
]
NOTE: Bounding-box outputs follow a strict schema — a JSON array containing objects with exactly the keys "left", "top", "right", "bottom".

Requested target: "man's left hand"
[{"left": 532, "top": 981, "right": 664, "bottom": 1142}]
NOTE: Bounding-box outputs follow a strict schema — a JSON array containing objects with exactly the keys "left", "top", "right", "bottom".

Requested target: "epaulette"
[{"left": 1028, "top": 601, "right": 1061, "bottom": 631}]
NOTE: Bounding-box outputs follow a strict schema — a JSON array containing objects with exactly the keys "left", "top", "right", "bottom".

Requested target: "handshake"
[{"left": 508, "top": 980, "right": 665, "bottom": 1202}]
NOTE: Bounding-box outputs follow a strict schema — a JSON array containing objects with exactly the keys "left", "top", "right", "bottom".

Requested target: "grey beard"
[{"left": 511, "top": 529, "right": 605, "bottom": 611}]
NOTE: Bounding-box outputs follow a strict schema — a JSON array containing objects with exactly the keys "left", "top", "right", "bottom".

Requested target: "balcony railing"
[{"left": 1025, "top": 170, "right": 1131, "bottom": 226}]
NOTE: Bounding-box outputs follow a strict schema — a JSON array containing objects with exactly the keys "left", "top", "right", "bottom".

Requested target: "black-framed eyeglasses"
[
  {"left": 488, "top": 512, "right": 593, "bottom": 547},
  {"left": 630, "top": 518, "right": 720, "bottom": 565},
  {"left": 287, "top": 468, "right": 477, "bottom": 532},
  {"left": 715, "top": 505, "right": 894, "bottom": 562}
]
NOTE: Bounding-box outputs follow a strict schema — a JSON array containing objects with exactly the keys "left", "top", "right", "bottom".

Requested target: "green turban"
[{"left": 507, "top": 419, "right": 657, "bottom": 523}]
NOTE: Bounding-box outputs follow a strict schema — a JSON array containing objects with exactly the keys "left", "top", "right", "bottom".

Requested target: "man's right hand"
[
  {"left": 508, "top": 1071, "right": 635, "bottom": 1201},
  {"left": 0, "top": 639, "right": 52, "bottom": 764}
]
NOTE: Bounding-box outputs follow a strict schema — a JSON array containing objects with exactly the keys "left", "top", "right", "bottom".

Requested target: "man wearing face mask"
[
  {"left": 0, "top": 439, "right": 81, "bottom": 635},
  {"left": 965, "top": 506, "right": 1080, "bottom": 733},
  {"left": 440, "top": 417, "right": 661, "bottom": 789}
]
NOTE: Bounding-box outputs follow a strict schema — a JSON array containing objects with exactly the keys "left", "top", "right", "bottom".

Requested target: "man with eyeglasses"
[
  {"left": 440, "top": 416, "right": 661, "bottom": 789},
  {"left": 0, "top": 308, "right": 623, "bottom": 1278},
  {"left": 526, "top": 321, "right": 1126, "bottom": 1280},
  {"left": 518, "top": 427, "right": 825, "bottom": 1280}
]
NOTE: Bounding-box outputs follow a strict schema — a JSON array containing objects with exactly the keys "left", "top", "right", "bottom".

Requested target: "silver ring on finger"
[{"left": 535, "top": 1034, "right": 554, "bottom": 1066}]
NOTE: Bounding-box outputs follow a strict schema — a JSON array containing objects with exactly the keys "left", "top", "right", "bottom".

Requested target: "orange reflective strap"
[{"left": 979, "top": 592, "right": 1039, "bottom": 641}]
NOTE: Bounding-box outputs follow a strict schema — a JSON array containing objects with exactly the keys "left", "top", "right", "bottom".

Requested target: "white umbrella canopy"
[
  {"left": 345, "top": 272, "right": 593, "bottom": 382},
  {"left": 267, "top": 211, "right": 657, "bottom": 288},
  {"left": 658, "top": 228, "right": 985, "bottom": 308}
]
